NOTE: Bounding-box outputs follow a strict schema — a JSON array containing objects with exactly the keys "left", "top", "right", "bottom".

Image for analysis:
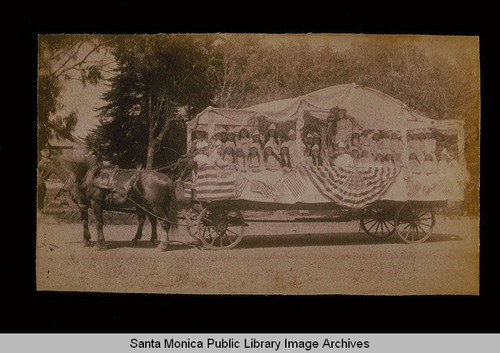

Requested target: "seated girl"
[
  {"left": 383, "top": 153, "right": 396, "bottom": 166},
  {"left": 222, "top": 145, "right": 236, "bottom": 167},
  {"left": 370, "top": 131, "right": 381, "bottom": 158},
  {"left": 263, "top": 141, "right": 281, "bottom": 171},
  {"left": 225, "top": 129, "right": 237, "bottom": 150},
  {"left": 373, "top": 153, "right": 384, "bottom": 166},
  {"left": 351, "top": 132, "right": 361, "bottom": 151},
  {"left": 420, "top": 153, "right": 437, "bottom": 175},
  {"left": 408, "top": 152, "right": 421, "bottom": 173},
  {"left": 303, "top": 133, "right": 314, "bottom": 157},
  {"left": 251, "top": 129, "right": 264, "bottom": 153},
  {"left": 351, "top": 147, "right": 360, "bottom": 165},
  {"left": 358, "top": 149, "right": 372, "bottom": 166},
  {"left": 303, "top": 144, "right": 323, "bottom": 167},
  {"left": 236, "top": 127, "right": 252, "bottom": 157},
  {"left": 247, "top": 143, "right": 262, "bottom": 172},
  {"left": 235, "top": 147, "right": 246, "bottom": 172},
  {"left": 359, "top": 130, "right": 372, "bottom": 150},
  {"left": 279, "top": 142, "right": 292, "bottom": 170},
  {"left": 264, "top": 124, "right": 281, "bottom": 155},
  {"left": 390, "top": 132, "right": 403, "bottom": 163}
]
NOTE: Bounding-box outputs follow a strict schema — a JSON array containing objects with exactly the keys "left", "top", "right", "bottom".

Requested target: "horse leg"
[
  {"left": 148, "top": 213, "right": 158, "bottom": 244},
  {"left": 154, "top": 206, "right": 171, "bottom": 252},
  {"left": 91, "top": 201, "right": 106, "bottom": 250},
  {"left": 81, "top": 207, "right": 92, "bottom": 247},
  {"left": 132, "top": 208, "right": 146, "bottom": 244}
]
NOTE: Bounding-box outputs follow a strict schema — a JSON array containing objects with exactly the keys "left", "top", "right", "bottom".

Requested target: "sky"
[{"left": 55, "top": 34, "right": 479, "bottom": 139}]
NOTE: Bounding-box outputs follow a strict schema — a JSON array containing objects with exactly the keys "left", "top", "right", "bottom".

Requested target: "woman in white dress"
[
  {"left": 247, "top": 143, "right": 262, "bottom": 172},
  {"left": 264, "top": 123, "right": 280, "bottom": 155},
  {"left": 263, "top": 141, "right": 281, "bottom": 171},
  {"left": 236, "top": 127, "right": 252, "bottom": 157}
]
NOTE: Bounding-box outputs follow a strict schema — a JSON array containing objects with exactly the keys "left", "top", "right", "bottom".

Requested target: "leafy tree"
[
  {"left": 87, "top": 35, "right": 215, "bottom": 169},
  {"left": 38, "top": 34, "right": 111, "bottom": 152}
]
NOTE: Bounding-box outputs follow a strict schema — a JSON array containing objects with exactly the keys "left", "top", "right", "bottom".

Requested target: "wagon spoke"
[
  {"left": 367, "top": 220, "right": 378, "bottom": 233},
  {"left": 363, "top": 218, "right": 377, "bottom": 226},
  {"left": 226, "top": 228, "right": 240, "bottom": 237},
  {"left": 383, "top": 221, "right": 392, "bottom": 234},
  {"left": 416, "top": 223, "right": 427, "bottom": 234},
  {"left": 418, "top": 220, "right": 432, "bottom": 227},
  {"left": 418, "top": 215, "right": 433, "bottom": 221}
]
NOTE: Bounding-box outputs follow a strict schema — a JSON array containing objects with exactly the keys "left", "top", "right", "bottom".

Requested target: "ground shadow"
[
  {"left": 64, "top": 240, "right": 199, "bottom": 252},
  {"left": 62, "top": 232, "right": 462, "bottom": 251},
  {"left": 104, "top": 240, "right": 199, "bottom": 251},
  {"left": 236, "top": 232, "right": 462, "bottom": 249}
]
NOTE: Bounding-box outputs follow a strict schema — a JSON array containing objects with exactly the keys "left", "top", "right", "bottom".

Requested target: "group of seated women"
[
  {"left": 301, "top": 129, "right": 405, "bottom": 167},
  {"left": 192, "top": 126, "right": 441, "bottom": 172},
  {"left": 204, "top": 124, "right": 297, "bottom": 172}
]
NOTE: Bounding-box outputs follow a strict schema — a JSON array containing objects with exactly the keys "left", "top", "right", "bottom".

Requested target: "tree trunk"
[{"left": 146, "top": 141, "right": 155, "bottom": 170}]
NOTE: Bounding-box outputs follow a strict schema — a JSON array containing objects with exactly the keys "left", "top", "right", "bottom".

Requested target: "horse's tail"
[{"left": 165, "top": 177, "right": 178, "bottom": 230}]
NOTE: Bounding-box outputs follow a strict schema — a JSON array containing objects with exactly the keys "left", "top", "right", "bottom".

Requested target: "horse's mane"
[{"left": 56, "top": 155, "right": 98, "bottom": 186}]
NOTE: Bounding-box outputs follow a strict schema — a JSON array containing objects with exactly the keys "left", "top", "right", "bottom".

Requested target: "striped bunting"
[
  {"left": 283, "top": 173, "right": 307, "bottom": 198},
  {"left": 235, "top": 173, "right": 250, "bottom": 197},
  {"left": 250, "top": 180, "right": 276, "bottom": 198},
  {"left": 299, "top": 166, "right": 401, "bottom": 208},
  {"left": 195, "top": 165, "right": 237, "bottom": 201}
]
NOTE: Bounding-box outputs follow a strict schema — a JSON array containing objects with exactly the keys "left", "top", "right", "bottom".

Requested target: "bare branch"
[
  {"left": 54, "top": 42, "right": 109, "bottom": 79},
  {"left": 51, "top": 41, "right": 84, "bottom": 77}
]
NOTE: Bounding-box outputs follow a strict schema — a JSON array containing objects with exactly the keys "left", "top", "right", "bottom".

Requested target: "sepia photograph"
[{"left": 36, "top": 33, "right": 480, "bottom": 296}]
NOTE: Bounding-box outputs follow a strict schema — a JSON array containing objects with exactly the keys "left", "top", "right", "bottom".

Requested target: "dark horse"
[{"left": 38, "top": 155, "right": 178, "bottom": 251}]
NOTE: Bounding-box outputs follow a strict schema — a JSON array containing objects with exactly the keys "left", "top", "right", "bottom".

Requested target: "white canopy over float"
[
  {"left": 188, "top": 83, "right": 465, "bottom": 166},
  {"left": 184, "top": 83, "right": 467, "bottom": 205}
]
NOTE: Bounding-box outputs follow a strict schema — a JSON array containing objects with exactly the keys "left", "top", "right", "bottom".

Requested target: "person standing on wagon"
[{"left": 333, "top": 108, "right": 353, "bottom": 149}]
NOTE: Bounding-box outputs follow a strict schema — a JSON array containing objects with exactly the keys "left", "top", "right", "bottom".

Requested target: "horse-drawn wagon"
[{"left": 176, "top": 83, "right": 468, "bottom": 249}]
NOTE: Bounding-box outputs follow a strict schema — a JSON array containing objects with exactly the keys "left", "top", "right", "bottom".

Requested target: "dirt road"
[{"left": 36, "top": 213, "right": 479, "bottom": 295}]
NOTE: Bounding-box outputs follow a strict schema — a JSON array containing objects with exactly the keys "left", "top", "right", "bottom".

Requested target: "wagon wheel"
[
  {"left": 196, "top": 204, "right": 246, "bottom": 249},
  {"left": 360, "top": 207, "right": 396, "bottom": 239},
  {"left": 395, "top": 203, "right": 435, "bottom": 244}
]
